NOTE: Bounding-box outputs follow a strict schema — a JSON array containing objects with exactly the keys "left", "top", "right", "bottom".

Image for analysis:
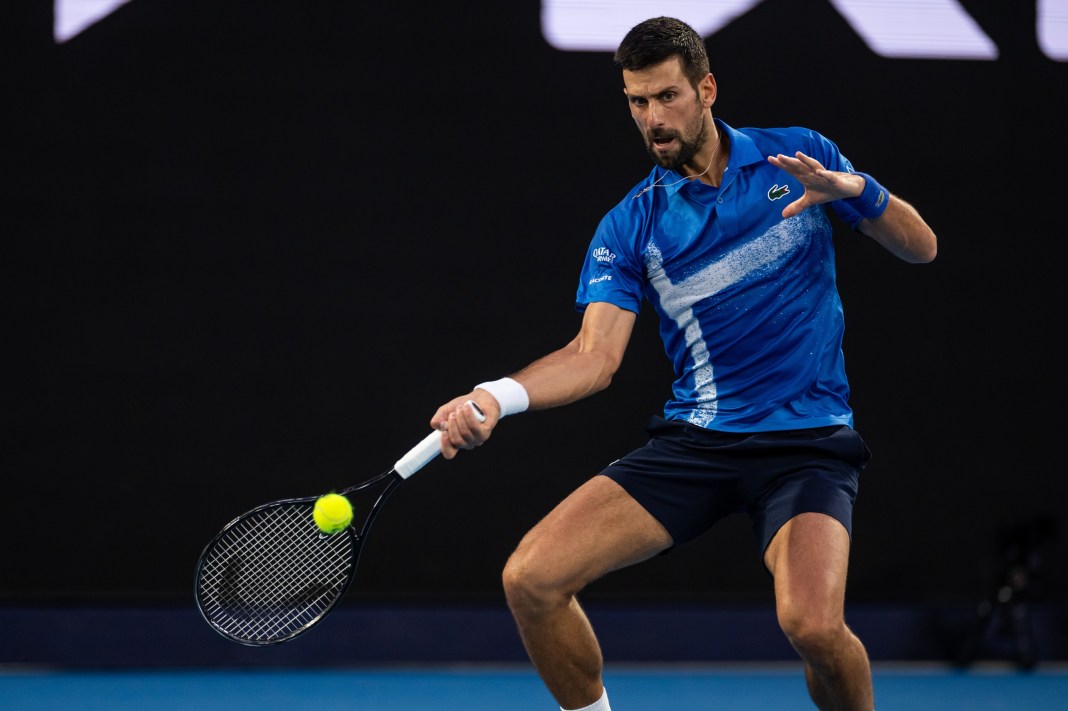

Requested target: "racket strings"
[{"left": 197, "top": 502, "right": 355, "bottom": 644}]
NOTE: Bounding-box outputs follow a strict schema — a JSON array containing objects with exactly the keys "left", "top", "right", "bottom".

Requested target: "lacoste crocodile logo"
[{"left": 768, "top": 184, "right": 791, "bottom": 201}]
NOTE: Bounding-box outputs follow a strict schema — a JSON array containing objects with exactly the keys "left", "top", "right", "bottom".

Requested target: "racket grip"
[
  {"left": 395, "top": 430, "right": 442, "bottom": 479},
  {"left": 394, "top": 400, "right": 486, "bottom": 479}
]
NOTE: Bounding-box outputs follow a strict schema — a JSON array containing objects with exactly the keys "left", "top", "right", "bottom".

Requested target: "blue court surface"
[{"left": 3, "top": 663, "right": 1066, "bottom": 710}]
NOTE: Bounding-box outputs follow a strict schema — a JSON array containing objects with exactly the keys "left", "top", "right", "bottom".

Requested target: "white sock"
[{"left": 562, "top": 687, "right": 610, "bottom": 711}]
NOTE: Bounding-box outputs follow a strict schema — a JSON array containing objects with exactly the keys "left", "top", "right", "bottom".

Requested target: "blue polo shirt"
[{"left": 576, "top": 120, "right": 863, "bottom": 432}]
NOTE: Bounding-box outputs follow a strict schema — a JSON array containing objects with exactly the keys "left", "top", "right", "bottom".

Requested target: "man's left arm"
[
  {"left": 769, "top": 151, "right": 937, "bottom": 264},
  {"left": 856, "top": 192, "right": 937, "bottom": 264}
]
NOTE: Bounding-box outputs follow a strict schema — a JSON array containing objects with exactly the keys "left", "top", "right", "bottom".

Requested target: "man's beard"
[{"left": 645, "top": 111, "right": 709, "bottom": 171}]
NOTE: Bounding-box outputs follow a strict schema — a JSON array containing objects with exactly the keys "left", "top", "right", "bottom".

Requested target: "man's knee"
[
  {"left": 502, "top": 544, "right": 567, "bottom": 612},
  {"left": 501, "top": 549, "right": 533, "bottom": 604},
  {"left": 777, "top": 601, "right": 845, "bottom": 658}
]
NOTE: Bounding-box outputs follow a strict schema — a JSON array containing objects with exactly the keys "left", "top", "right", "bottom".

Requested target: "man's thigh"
[
  {"left": 510, "top": 475, "right": 673, "bottom": 592},
  {"left": 765, "top": 512, "right": 851, "bottom": 614}
]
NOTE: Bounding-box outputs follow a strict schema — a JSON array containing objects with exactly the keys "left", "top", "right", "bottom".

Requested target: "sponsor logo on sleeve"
[{"left": 592, "top": 247, "right": 616, "bottom": 263}]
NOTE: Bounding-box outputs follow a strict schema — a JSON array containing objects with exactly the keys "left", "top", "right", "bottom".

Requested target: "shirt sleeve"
[{"left": 574, "top": 210, "right": 646, "bottom": 314}]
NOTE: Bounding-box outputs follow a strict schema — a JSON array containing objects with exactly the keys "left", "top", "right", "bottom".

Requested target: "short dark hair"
[{"left": 613, "top": 17, "right": 710, "bottom": 88}]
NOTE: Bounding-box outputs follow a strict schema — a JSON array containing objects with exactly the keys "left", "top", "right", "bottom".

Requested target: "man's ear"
[{"left": 700, "top": 73, "right": 717, "bottom": 109}]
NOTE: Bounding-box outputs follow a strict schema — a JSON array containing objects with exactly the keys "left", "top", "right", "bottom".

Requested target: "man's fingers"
[{"left": 443, "top": 406, "right": 489, "bottom": 451}]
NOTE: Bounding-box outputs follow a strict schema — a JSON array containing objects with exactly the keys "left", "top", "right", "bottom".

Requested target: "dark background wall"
[{"left": 6, "top": 1, "right": 1066, "bottom": 620}]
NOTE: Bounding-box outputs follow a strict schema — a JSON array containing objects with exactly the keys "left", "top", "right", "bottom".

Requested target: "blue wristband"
[{"left": 843, "top": 172, "right": 889, "bottom": 219}]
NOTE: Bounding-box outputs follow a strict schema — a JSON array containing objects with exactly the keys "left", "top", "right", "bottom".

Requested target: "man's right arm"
[{"left": 432, "top": 301, "right": 637, "bottom": 458}]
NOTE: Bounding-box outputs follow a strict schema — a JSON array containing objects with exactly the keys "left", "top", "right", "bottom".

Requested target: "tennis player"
[{"left": 430, "top": 16, "right": 936, "bottom": 711}]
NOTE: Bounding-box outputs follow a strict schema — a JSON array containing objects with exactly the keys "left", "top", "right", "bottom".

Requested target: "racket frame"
[{"left": 194, "top": 401, "right": 484, "bottom": 646}]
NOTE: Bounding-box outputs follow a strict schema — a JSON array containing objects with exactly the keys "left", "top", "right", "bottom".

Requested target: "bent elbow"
[
  {"left": 912, "top": 232, "right": 938, "bottom": 263},
  {"left": 891, "top": 227, "right": 937, "bottom": 264},
  {"left": 589, "top": 353, "right": 623, "bottom": 396},
  {"left": 595, "top": 370, "right": 615, "bottom": 393}
]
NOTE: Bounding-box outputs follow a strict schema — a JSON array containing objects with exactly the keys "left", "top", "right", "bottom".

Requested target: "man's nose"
[{"left": 644, "top": 104, "right": 664, "bottom": 128}]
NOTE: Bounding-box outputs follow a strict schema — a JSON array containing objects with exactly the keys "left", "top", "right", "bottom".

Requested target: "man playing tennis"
[{"left": 430, "top": 16, "right": 936, "bottom": 711}]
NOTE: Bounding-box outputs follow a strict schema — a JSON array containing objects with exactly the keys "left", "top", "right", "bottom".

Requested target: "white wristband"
[{"left": 474, "top": 377, "right": 529, "bottom": 418}]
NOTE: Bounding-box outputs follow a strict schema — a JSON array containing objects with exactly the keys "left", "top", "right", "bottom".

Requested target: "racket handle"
[{"left": 394, "top": 400, "right": 486, "bottom": 479}]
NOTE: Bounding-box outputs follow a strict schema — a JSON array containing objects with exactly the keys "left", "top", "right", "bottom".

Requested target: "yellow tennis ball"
[{"left": 313, "top": 493, "right": 353, "bottom": 534}]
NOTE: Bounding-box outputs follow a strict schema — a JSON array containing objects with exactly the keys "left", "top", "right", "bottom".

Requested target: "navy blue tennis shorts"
[{"left": 601, "top": 416, "right": 871, "bottom": 561}]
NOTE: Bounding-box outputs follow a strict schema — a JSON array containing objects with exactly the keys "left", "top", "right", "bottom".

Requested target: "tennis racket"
[{"left": 194, "top": 400, "right": 485, "bottom": 646}]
